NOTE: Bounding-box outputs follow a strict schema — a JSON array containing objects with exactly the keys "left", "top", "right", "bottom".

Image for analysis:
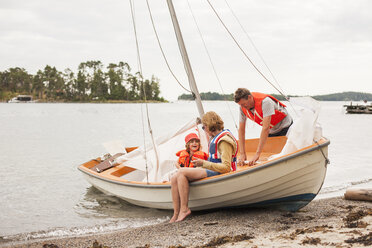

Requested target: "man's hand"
[
  {"left": 237, "top": 153, "right": 246, "bottom": 166},
  {"left": 192, "top": 158, "right": 204, "bottom": 167},
  {"left": 247, "top": 153, "right": 260, "bottom": 166},
  {"left": 238, "top": 121, "right": 247, "bottom": 167}
]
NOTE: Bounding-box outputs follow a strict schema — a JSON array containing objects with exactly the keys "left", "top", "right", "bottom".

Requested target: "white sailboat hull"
[{"left": 79, "top": 138, "right": 329, "bottom": 211}]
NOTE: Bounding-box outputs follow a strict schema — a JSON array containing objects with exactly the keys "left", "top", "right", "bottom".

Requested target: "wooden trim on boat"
[{"left": 78, "top": 137, "right": 330, "bottom": 188}]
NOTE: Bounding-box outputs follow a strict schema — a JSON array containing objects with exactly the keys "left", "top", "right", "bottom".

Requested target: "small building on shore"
[{"left": 8, "top": 95, "right": 36, "bottom": 103}]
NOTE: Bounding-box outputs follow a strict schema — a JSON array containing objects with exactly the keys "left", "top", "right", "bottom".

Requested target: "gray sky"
[{"left": 1, "top": 0, "right": 371, "bottom": 100}]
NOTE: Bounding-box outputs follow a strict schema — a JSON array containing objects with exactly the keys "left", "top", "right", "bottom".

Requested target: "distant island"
[
  {"left": 178, "top": 91, "right": 372, "bottom": 101},
  {"left": 0, "top": 61, "right": 166, "bottom": 103},
  {"left": 178, "top": 92, "right": 234, "bottom": 101}
]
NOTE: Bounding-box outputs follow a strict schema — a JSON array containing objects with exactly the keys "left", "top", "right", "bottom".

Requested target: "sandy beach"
[{"left": 1, "top": 197, "right": 371, "bottom": 248}]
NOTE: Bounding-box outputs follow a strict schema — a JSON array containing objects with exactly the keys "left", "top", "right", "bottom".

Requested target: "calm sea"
[{"left": 0, "top": 101, "right": 371, "bottom": 243}]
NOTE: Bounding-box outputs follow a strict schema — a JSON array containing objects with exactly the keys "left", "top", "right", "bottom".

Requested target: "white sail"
[
  {"left": 270, "top": 97, "right": 323, "bottom": 159},
  {"left": 113, "top": 118, "right": 208, "bottom": 182}
]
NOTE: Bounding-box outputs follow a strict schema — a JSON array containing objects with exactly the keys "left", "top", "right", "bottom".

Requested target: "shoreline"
[
  {"left": 1, "top": 197, "right": 371, "bottom": 248},
  {"left": 3, "top": 100, "right": 168, "bottom": 104}
]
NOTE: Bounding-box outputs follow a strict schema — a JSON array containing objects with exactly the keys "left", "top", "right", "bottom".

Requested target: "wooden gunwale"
[{"left": 78, "top": 137, "right": 330, "bottom": 188}]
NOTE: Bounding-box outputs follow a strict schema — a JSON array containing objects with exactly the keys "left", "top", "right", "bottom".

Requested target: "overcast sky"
[{"left": 1, "top": 0, "right": 371, "bottom": 100}]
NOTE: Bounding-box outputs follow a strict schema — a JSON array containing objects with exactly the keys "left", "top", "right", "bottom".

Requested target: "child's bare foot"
[
  {"left": 169, "top": 214, "right": 178, "bottom": 223},
  {"left": 176, "top": 209, "right": 191, "bottom": 222}
]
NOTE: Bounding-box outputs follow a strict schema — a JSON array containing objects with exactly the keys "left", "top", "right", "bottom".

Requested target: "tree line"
[
  {"left": 178, "top": 92, "right": 234, "bottom": 101},
  {"left": 179, "top": 91, "right": 372, "bottom": 101},
  {"left": 273, "top": 92, "right": 372, "bottom": 101},
  {"left": 0, "top": 60, "right": 165, "bottom": 102}
]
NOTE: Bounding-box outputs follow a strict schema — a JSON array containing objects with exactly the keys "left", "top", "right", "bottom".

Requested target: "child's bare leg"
[
  {"left": 175, "top": 172, "right": 191, "bottom": 222},
  {"left": 176, "top": 168, "right": 207, "bottom": 222},
  {"left": 170, "top": 173, "right": 180, "bottom": 223}
]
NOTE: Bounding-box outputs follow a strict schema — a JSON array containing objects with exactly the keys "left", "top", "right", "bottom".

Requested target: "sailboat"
[{"left": 78, "top": 0, "right": 330, "bottom": 212}]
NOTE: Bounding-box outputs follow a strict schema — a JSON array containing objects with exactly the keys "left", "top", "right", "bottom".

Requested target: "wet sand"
[{"left": 2, "top": 197, "right": 371, "bottom": 248}]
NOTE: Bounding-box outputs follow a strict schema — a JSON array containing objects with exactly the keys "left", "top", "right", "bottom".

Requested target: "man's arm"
[
  {"left": 238, "top": 121, "right": 246, "bottom": 166},
  {"left": 248, "top": 115, "right": 271, "bottom": 166}
]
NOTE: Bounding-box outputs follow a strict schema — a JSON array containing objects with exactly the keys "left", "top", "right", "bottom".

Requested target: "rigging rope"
[
  {"left": 145, "top": 0, "right": 192, "bottom": 93},
  {"left": 128, "top": 0, "right": 148, "bottom": 183},
  {"left": 223, "top": 0, "right": 287, "bottom": 99},
  {"left": 314, "top": 139, "right": 330, "bottom": 167},
  {"left": 205, "top": 0, "right": 288, "bottom": 100},
  {"left": 186, "top": 0, "right": 238, "bottom": 131},
  {"left": 129, "top": 0, "right": 161, "bottom": 183},
  {"left": 223, "top": 0, "right": 299, "bottom": 117}
]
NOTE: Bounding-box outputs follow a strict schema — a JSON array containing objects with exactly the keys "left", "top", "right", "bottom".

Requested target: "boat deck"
[
  {"left": 235, "top": 136, "right": 286, "bottom": 171},
  {"left": 80, "top": 136, "right": 290, "bottom": 184}
]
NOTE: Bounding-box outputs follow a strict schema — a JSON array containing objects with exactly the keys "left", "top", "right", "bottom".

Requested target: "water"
[{"left": 0, "top": 101, "right": 371, "bottom": 243}]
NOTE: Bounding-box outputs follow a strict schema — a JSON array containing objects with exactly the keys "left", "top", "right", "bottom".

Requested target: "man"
[{"left": 234, "top": 88, "right": 292, "bottom": 166}]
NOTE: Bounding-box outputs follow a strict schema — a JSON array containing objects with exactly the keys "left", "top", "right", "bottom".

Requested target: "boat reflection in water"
[{"left": 77, "top": 186, "right": 170, "bottom": 220}]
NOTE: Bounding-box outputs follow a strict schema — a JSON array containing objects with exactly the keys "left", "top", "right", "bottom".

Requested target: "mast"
[{"left": 166, "top": 0, "right": 205, "bottom": 119}]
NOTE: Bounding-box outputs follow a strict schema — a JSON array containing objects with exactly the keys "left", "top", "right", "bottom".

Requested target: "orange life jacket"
[
  {"left": 241, "top": 92, "right": 287, "bottom": 128},
  {"left": 176, "top": 150, "right": 208, "bottom": 168}
]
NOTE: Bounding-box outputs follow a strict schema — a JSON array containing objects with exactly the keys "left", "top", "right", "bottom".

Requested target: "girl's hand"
[{"left": 192, "top": 159, "right": 204, "bottom": 167}]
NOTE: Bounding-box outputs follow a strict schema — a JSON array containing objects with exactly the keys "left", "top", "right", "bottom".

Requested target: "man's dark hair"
[{"left": 234, "top": 88, "right": 251, "bottom": 103}]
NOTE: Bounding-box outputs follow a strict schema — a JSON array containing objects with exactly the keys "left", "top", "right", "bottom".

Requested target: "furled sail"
[
  {"left": 270, "top": 97, "right": 323, "bottom": 159},
  {"left": 113, "top": 118, "right": 208, "bottom": 182}
]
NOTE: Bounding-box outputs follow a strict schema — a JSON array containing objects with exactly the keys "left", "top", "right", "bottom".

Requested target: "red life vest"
[
  {"left": 241, "top": 92, "right": 287, "bottom": 128},
  {"left": 176, "top": 150, "right": 208, "bottom": 168}
]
